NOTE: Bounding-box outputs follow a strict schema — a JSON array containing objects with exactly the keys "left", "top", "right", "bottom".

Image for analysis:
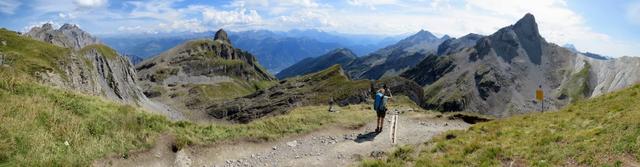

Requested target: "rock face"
[
  {"left": 16, "top": 23, "right": 181, "bottom": 119},
  {"left": 136, "top": 29, "right": 276, "bottom": 120},
  {"left": 207, "top": 65, "right": 424, "bottom": 123},
  {"left": 23, "top": 23, "right": 141, "bottom": 103},
  {"left": 25, "top": 23, "right": 100, "bottom": 50},
  {"left": 276, "top": 48, "right": 357, "bottom": 79},
  {"left": 344, "top": 29, "right": 450, "bottom": 80},
  {"left": 214, "top": 29, "right": 230, "bottom": 43},
  {"left": 437, "top": 33, "right": 483, "bottom": 56},
  {"left": 401, "top": 13, "right": 640, "bottom": 117}
]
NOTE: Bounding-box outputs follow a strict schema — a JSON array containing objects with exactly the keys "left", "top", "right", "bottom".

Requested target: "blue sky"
[{"left": 0, "top": 0, "right": 639, "bottom": 57}]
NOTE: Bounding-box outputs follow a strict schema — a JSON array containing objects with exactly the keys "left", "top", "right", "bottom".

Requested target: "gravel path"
[{"left": 95, "top": 111, "right": 469, "bottom": 167}]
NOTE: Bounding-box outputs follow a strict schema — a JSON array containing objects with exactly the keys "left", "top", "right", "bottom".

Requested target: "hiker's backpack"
[{"left": 374, "top": 92, "right": 383, "bottom": 111}]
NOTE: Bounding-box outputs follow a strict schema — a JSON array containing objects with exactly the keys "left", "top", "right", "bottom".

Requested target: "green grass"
[
  {"left": 287, "top": 64, "right": 371, "bottom": 104},
  {"left": 361, "top": 145, "right": 416, "bottom": 167},
  {"left": 0, "top": 68, "right": 373, "bottom": 166},
  {"left": 362, "top": 83, "right": 640, "bottom": 166},
  {"left": 78, "top": 44, "right": 120, "bottom": 60},
  {"left": 0, "top": 29, "right": 71, "bottom": 79},
  {"left": 560, "top": 61, "right": 591, "bottom": 103},
  {"left": 191, "top": 82, "right": 255, "bottom": 100},
  {"left": 150, "top": 68, "right": 179, "bottom": 82}
]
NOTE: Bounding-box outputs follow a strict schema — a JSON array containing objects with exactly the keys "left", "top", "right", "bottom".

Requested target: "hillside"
[
  {"left": 208, "top": 64, "right": 425, "bottom": 123},
  {"left": 276, "top": 48, "right": 357, "bottom": 79},
  {"left": 135, "top": 29, "right": 276, "bottom": 120},
  {"left": 363, "top": 83, "right": 640, "bottom": 166},
  {"left": 0, "top": 69, "right": 377, "bottom": 166},
  {"left": 0, "top": 25, "right": 180, "bottom": 119}
]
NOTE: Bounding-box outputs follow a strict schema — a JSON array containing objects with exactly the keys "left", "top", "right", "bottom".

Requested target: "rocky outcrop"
[
  {"left": 214, "top": 29, "right": 230, "bottom": 43},
  {"left": 437, "top": 33, "right": 483, "bottom": 56},
  {"left": 25, "top": 23, "right": 100, "bottom": 50},
  {"left": 136, "top": 29, "right": 275, "bottom": 120},
  {"left": 276, "top": 48, "right": 357, "bottom": 79},
  {"left": 20, "top": 23, "right": 181, "bottom": 119}
]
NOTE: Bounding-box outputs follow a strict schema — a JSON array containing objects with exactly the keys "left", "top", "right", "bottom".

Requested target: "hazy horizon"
[{"left": 1, "top": 0, "right": 639, "bottom": 57}]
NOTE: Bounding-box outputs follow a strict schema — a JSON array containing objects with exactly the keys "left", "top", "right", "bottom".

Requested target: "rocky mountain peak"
[
  {"left": 25, "top": 23, "right": 99, "bottom": 50},
  {"left": 329, "top": 48, "right": 357, "bottom": 57},
  {"left": 563, "top": 43, "right": 578, "bottom": 53},
  {"left": 60, "top": 23, "right": 79, "bottom": 30},
  {"left": 513, "top": 13, "right": 541, "bottom": 38},
  {"left": 214, "top": 29, "right": 230, "bottom": 43},
  {"left": 41, "top": 23, "right": 54, "bottom": 30},
  {"left": 411, "top": 29, "right": 438, "bottom": 40},
  {"left": 484, "top": 13, "right": 543, "bottom": 65}
]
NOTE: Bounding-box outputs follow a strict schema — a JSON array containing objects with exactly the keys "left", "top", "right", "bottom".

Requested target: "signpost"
[
  {"left": 536, "top": 86, "right": 544, "bottom": 112},
  {"left": 390, "top": 109, "right": 398, "bottom": 145}
]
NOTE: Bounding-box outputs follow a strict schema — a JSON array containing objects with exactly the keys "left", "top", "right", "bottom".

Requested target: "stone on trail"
[{"left": 287, "top": 140, "right": 298, "bottom": 147}]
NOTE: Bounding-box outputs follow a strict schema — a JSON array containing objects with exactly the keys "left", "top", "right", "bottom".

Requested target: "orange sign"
[{"left": 536, "top": 89, "right": 544, "bottom": 101}]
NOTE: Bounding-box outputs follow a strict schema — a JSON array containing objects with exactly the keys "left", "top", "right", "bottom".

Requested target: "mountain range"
[
  {"left": 101, "top": 29, "right": 405, "bottom": 73},
  {"left": 5, "top": 13, "right": 640, "bottom": 122},
  {"left": 400, "top": 13, "right": 640, "bottom": 116},
  {"left": 281, "top": 13, "right": 640, "bottom": 117}
]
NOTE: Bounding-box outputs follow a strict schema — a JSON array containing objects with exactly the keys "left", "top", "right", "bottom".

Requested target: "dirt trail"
[{"left": 95, "top": 111, "right": 470, "bottom": 167}]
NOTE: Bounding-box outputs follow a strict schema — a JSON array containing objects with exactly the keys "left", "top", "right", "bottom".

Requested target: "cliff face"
[{"left": 19, "top": 24, "right": 181, "bottom": 119}]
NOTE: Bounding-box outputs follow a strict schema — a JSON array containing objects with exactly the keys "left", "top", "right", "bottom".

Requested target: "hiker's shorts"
[{"left": 376, "top": 108, "right": 387, "bottom": 117}]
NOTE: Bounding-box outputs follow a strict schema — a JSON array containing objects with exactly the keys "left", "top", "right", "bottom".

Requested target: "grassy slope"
[
  {"left": 288, "top": 64, "right": 371, "bottom": 105},
  {"left": 0, "top": 70, "right": 375, "bottom": 166},
  {"left": 0, "top": 29, "right": 71, "bottom": 79},
  {"left": 79, "top": 44, "right": 120, "bottom": 59},
  {"left": 363, "top": 84, "right": 640, "bottom": 166}
]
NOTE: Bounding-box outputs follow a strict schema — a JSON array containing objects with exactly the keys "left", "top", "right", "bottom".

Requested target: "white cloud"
[
  {"left": 202, "top": 7, "right": 263, "bottom": 27},
  {"left": 74, "top": 0, "right": 107, "bottom": 8},
  {"left": 348, "top": 0, "right": 397, "bottom": 9},
  {"left": 22, "top": 21, "right": 61, "bottom": 32},
  {"left": 0, "top": 0, "right": 21, "bottom": 14}
]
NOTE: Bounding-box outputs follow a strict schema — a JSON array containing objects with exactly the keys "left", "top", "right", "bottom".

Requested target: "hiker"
[{"left": 374, "top": 85, "right": 392, "bottom": 133}]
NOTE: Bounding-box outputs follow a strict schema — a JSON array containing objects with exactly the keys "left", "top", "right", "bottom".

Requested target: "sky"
[{"left": 0, "top": 0, "right": 639, "bottom": 57}]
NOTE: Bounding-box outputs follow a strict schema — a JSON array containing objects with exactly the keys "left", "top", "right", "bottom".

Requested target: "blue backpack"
[{"left": 374, "top": 92, "right": 383, "bottom": 111}]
